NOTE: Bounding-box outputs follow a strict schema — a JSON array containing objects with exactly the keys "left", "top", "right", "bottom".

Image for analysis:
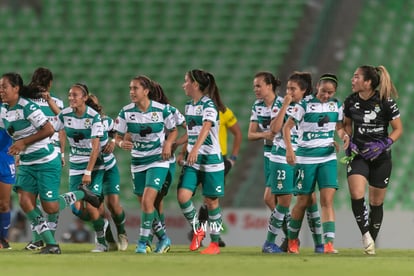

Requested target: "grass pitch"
[{"left": 2, "top": 243, "right": 414, "bottom": 275}]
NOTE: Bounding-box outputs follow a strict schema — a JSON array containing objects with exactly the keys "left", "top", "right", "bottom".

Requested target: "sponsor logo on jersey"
[{"left": 363, "top": 110, "right": 377, "bottom": 123}]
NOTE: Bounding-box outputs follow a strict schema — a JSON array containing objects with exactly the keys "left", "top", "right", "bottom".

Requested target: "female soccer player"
[
  {"left": 248, "top": 72, "right": 281, "bottom": 211},
  {"left": 283, "top": 73, "right": 349, "bottom": 254},
  {"left": 0, "top": 73, "right": 99, "bottom": 254},
  {"left": 144, "top": 81, "right": 187, "bottom": 252},
  {"left": 177, "top": 69, "right": 225, "bottom": 255},
  {"left": 343, "top": 65, "right": 402, "bottom": 255},
  {"left": 114, "top": 75, "right": 177, "bottom": 254},
  {"left": 53, "top": 83, "right": 107, "bottom": 252},
  {"left": 192, "top": 103, "right": 242, "bottom": 248},
  {"left": 23, "top": 67, "right": 66, "bottom": 251},
  {"left": 0, "top": 106, "right": 15, "bottom": 249},
  {"left": 263, "top": 72, "right": 323, "bottom": 253}
]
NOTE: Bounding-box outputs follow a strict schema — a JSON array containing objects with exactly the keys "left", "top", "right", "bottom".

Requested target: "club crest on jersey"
[
  {"left": 151, "top": 112, "right": 159, "bottom": 122},
  {"left": 195, "top": 106, "right": 202, "bottom": 115},
  {"left": 374, "top": 104, "right": 381, "bottom": 113},
  {"left": 84, "top": 118, "right": 92, "bottom": 128},
  {"left": 328, "top": 102, "right": 336, "bottom": 111},
  {"left": 277, "top": 181, "right": 283, "bottom": 190}
]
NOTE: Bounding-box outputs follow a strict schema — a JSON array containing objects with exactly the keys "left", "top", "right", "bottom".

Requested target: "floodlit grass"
[{"left": 2, "top": 244, "right": 414, "bottom": 275}]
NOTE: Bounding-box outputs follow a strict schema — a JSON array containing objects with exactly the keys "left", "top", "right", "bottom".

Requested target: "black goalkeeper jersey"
[{"left": 343, "top": 91, "right": 400, "bottom": 149}]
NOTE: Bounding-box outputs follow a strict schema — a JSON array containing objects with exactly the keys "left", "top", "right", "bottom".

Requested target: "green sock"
[
  {"left": 112, "top": 210, "right": 126, "bottom": 235},
  {"left": 322, "top": 221, "right": 335, "bottom": 243},
  {"left": 30, "top": 223, "right": 42, "bottom": 242},
  {"left": 58, "top": 191, "right": 85, "bottom": 210},
  {"left": 267, "top": 205, "right": 289, "bottom": 243},
  {"left": 139, "top": 211, "right": 155, "bottom": 243},
  {"left": 208, "top": 206, "right": 222, "bottom": 243},
  {"left": 152, "top": 211, "right": 166, "bottom": 240},
  {"left": 287, "top": 218, "right": 303, "bottom": 240},
  {"left": 179, "top": 200, "right": 198, "bottom": 229},
  {"left": 92, "top": 217, "right": 106, "bottom": 245},
  {"left": 31, "top": 206, "right": 43, "bottom": 242},
  {"left": 159, "top": 212, "right": 166, "bottom": 231},
  {"left": 282, "top": 212, "right": 291, "bottom": 237},
  {"left": 47, "top": 213, "right": 59, "bottom": 238},
  {"left": 306, "top": 204, "right": 323, "bottom": 245},
  {"left": 104, "top": 220, "right": 116, "bottom": 243},
  {"left": 26, "top": 209, "right": 56, "bottom": 245}
]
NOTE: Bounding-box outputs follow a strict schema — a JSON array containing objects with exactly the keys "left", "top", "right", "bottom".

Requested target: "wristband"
[
  {"left": 61, "top": 153, "right": 65, "bottom": 158},
  {"left": 229, "top": 155, "right": 237, "bottom": 161},
  {"left": 111, "top": 138, "right": 116, "bottom": 144},
  {"left": 119, "top": 141, "right": 123, "bottom": 148},
  {"left": 84, "top": 170, "right": 92, "bottom": 176}
]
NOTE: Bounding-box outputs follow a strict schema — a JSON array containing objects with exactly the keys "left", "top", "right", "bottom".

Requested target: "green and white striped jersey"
[
  {"left": 30, "top": 93, "right": 64, "bottom": 151},
  {"left": 0, "top": 97, "right": 58, "bottom": 165},
  {"left": 249, "top": 98, "right": 276, "bottom": 156},
  {"left": 184, "top": 96, "right": 224, "bottom": 172},
  {"left": 114, "top": 100, "right": 176, "bottom": 172},
  {"left": 168, "top": 104, "right": 185, "bottom": 163},
  {"left": 290, "top": 95, "right": 343, "bottom": 164},
  {"left": 54, "top": 106, "right": 104, "bottom": 175},
  {"left": 269, "top": 96, "right": 299, "bottom": 164}
]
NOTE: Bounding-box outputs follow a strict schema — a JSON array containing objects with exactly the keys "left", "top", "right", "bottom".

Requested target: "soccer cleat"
[
  {"left": 0, "top": 239, "right": 11, "bottom": 249},
  {"left": 146, "top": 244, "right": 152, "bottom": 253},
  {"left": 136, "top": 241, "right": 147, "bottom": 254},
  {"left": 314, "top": 244, "right": 324, "bottom": 253},
  {"left": 24, "top": 240, "right": 44, "bottom": 251},
  {"left": 279, "top": 238, "right": 288, "bottom": 252},
  {"left": 118, "top": 233, "right": 129, "bottom": 251},
  {"left": 154, "top": 236, "right": 171, "bottom": 253},
  {"left": 362, "top": 232, "right": 375, "bottom": 255},
  {"left": 288, "top": 239, "right": 300, "bottom": 254},
  {"left": 262, "top": 241, "right": 284, "bottom": 253},
  {"left": 189, "top": 228, "right": 205, "bottom": 251},
  {"left": 218, "top": 237, "right": 226, "bottom": 247},
  {"left": 91, "top": 243, "right": 108, "bottom": 253},
  {"left": 78, "top": 184, "right": 101, "bottom": 208},
  {"left": 200, "top": 242, "right": 220, "bottom": 255},
  {"left": 324, "top": 242, "right": 338, "bottom": 254},
  {"left": 38, "top": 244, "right": 61, "bottom": 254}
]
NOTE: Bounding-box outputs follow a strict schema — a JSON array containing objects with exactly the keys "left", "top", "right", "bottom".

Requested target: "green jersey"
[
  {"left": 0, "top": 97, "right": 58, "bottom": 165},
  {"left": 290, "top": 95, "right": 343, "bottom": 164},
  {"left": 30, "top": 93, "right": 64, "bottom": 150},
  {"left": 269, "top": 96, "right": 299, "bottom": 164},
  {"left": 114, "top": 100, "right": 176, "bottom": 172},
  {"left": 54, "top": 106, "right": 104, "bottom": 175},
  {"left": 249, "top": 98, "right": 276, "bottom": 155},
  {"left": 184, "top": 96, "right": 224, "bottom": 172}
]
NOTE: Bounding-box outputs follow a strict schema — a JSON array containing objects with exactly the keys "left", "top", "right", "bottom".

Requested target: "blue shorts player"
[{"left": 0, "top": 128, "right": 16, "bottom": 249}]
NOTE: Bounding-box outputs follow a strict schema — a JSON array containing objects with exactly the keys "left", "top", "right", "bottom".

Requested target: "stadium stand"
[
  {"left": 4, "top": 0, "right": 410, "bottom": 210},
  {"left": 0, "top": 0, "right": 307, "bottom": 208}
]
